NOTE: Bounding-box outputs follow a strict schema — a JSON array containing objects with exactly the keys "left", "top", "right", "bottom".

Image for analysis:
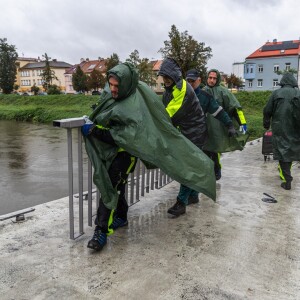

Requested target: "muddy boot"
[{"left": 167, "top": 199, "right": 186, "bottom": 216}]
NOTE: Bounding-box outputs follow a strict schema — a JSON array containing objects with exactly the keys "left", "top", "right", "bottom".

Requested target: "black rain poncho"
[
  {"left": 84, "top": 63, "right": 216, "bottom": 210},
  {"left": 263, "top": 73, "right": 300, "bottom": 161}
]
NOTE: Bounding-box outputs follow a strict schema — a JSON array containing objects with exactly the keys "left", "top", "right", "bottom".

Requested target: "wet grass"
[{"left": 0, "top": 91, "right": 271, "bottom": 140}]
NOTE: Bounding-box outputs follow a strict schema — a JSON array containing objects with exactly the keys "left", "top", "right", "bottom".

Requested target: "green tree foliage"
[
  {"left": 105, "top": 53, "right": 120, "bottom": 72},
  {"left": 275, "top": 68, "right": 298, "bottom": 75},
  {"left": 72, "top": 65, "right": 88, "bottom": 93},
  {"left": 47, "top": 84, "right": 61, "bottom": 95},
  {"left": 87, "top": 69, "right": 106, "bottom": 91},
  {"left": 0, "top": 38, "right": 18, "bottom": 94},
  {"left": 126, "top": 50, "right": 156, "bottom": 86},
  {"left": 159, "top": 25, "right": 212, "bottom": 80},
  {"left": 31, "top": 84, "right": 40, "bottom": 95},
  {"left": 41, "top": 53, "right": 58, "bottom": 91},
  {"left": 225, "top": 73, "right": 243, "bottom": 88}
]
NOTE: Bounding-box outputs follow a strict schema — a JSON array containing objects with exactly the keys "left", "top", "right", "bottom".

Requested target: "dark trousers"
[
  {"left": 203, "top": 151, "right": 221, "bottom": 174},
  {"left": 279, "top": 161, "right": 293, "bottom": 183},
  {"left": 95, "top": 152, "right": 136, "bottom": 234}
]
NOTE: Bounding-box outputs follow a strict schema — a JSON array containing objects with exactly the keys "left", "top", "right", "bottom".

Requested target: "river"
[{"left": 0, "top": 120, "right": 87, "bottom": 215}]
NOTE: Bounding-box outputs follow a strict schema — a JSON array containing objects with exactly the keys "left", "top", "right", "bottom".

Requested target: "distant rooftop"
[
  {"left": 246, "top": 39, "right": 300, "bottom": 59},
  {"left": 21, "top": 61, "right": 72, "bottom": 69}
]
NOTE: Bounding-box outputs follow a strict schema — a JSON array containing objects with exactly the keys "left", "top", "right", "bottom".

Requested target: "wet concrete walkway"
[{"left": 0, "top": 139, "right": 299, "bottom": 300}]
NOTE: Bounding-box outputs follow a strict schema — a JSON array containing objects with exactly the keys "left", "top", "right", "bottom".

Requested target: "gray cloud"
[{"left": 1, "top": 0, "right": 300, "bottom": 73}]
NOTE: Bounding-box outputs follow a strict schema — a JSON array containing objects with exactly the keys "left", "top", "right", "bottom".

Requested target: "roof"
[
  {"left": 151, "top": 60, "right": 162, "bottom": 71},
  {"left": 64, "top": 59, "right": 107, "bottom": 75},
  {"left": 246, "top": 40, "right": 300, "bottom": 59},
  {"left": 21, "top": 61, "right": 72, "bottom": 69}
]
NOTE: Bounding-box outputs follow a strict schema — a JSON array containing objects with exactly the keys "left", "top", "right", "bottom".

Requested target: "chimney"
[
  {"left": 273, "top": 39, "right": 277, "bottom": 43},
  {"left": 86, "top": 58, "right": 89, "bottom": 62},
  {"left": 80, "top": 58, "right": 85, "bottom": 62}
]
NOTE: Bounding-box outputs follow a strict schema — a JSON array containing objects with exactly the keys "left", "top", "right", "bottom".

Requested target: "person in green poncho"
[
  {"left": 203, "top": 69, "right": 248, "bottom": 180},
  {"left": 263, "top": 72, "right": 300, "bottom": 190},
  {"left": 81, "top": 62, "right": 216, "bottom": 251}
]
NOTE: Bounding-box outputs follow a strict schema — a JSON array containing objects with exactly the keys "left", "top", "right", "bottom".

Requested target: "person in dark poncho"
[
  {"left": 158, "top": 58, "right": 215, "bottom": 216},
  {"left": 263, "top": 72, "right": 300, "bottom": 190}
]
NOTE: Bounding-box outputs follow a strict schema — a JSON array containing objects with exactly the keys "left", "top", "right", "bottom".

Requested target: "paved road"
[{"left": 0, "top": 139, "right": 299, "bottom": 299}]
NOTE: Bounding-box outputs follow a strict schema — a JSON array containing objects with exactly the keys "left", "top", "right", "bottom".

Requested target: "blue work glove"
[
  {"left": 242, "top": 124, "right": 247, "bottom": 132},
  {"left": 81, "top": 123, "right": 94, "bottom": 136}
]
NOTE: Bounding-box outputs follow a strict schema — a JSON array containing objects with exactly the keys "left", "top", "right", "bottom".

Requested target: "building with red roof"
[{"left": 244, "top": 39, "right": 300, "bottom": 91}]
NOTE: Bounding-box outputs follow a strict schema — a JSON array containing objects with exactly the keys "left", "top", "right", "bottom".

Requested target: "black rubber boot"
[
  {"left": 281, "top": 182, "right": 291, "bottom": 190},
  {"left": 167, "top": 200, "right": 186, "bottom": 216}
]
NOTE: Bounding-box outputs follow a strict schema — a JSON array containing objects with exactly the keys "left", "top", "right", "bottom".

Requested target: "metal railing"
[{"left": 53, "top": 117, "right": 173, "bottom": 239}]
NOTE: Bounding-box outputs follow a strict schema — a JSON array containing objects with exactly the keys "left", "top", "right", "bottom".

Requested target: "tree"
[
  {"left": 41, "top": 53, "right": 58, "bottom": 91},
  {"left": 126, "top": 50, "right": 156, "bottom": 86},
  {"left": 159, "top": 25, "right": 212, "bottom": 81},
  {"left": 275, "top": 68, "right": 298, "bottom": 75},
  {"left": 47, "top": 84, "right": 61, "bottom": 95},
  {"left": 31, "top": 84, "right": 40, "bottom": 95},
  {"left": 105, "top": 53, "right": 120, "bottom": 71},
  {"left": 0, "top": 38, "right": 18, "bottom": 94},
  {"left": 87, "top": 69, "right": 106, "bottom": 91},
  {"left": 225, "top": 73, "right": 243, "bottom": 89},
  {"left": 72, "top": 65, "right": 88, "bottom": 93}
]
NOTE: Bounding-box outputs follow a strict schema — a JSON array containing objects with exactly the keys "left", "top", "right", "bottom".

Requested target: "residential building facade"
[
  {"left": 18, "top": 58, "right": 72, "bottom": 93},
  {"left": 65, "top": 58, "right": 165, "bottom": 95},
  {"left": 244, "top": 39, "right": 300, "bottom": 91},
  {"left": 64, "top": 58, "right": 107, "bottom": 94}
]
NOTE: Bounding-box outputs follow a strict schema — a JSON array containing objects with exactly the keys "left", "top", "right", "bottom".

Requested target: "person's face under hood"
[
  {"left": 107, "top": 62, "right": 138, "bottom": 100},
  {"left": 206, "top": 69, "right": 221, "bottom": 87}
]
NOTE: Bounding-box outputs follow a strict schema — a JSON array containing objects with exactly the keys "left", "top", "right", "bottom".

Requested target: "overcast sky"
[{"left": 1, "top": 0, "right": 300, "bottom": 74}]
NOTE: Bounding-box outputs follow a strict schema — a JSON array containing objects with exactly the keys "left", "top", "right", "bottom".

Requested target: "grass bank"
[
  {"left": 0, "top": 94, "right": 97, "bottom": 123},
  {"left": 0, "top": 91, "right": 272, "bottom": 140},
  {"left": 235, "top": 90, "right": 272, "bottom": 140}
]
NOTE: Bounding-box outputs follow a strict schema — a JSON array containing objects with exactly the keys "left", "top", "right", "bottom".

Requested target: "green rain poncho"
[
  {"left": 84, "top": 63, "right": 216, "bottom": 210},
  {"left": 263, "top": 72, "right": 300, "bottom": 161},
  {"left": 203, "top": 69, "right": 249, "bottom": 152}
]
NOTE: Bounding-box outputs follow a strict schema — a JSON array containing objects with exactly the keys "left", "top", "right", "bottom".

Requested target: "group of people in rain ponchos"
[{"left": 80, "top": 59, "right": 299, "bottom": 252}]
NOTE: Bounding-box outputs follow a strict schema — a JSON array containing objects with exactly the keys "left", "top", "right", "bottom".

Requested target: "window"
[
  {"left": 37, "top": 79, "right": 43, "bottom": 85},
  {"left": 32, "top": 70, "right": 35, "bottom": 77},
  {"left": 257, "top": 79, "right": 263, "bottom": 87},
  {"left": 274, "top": 65, "right": 279, "bottom": 72},
  {"left": 250, "top": 65, "right": 254, "bottom": 73},
  {"left": 21, "top": 80, "right": 31, "bottom": 86},
  {"left": 88, "top": 64, "right": 96, "bottom": 70},
  {"left": 273, "top": 79, "right": 279, "bottom": 87},
  {"left": 258, "top": 65, "right": 263, "bottom": 73},
  {"left": 37, "top": 69, "right": 43, "bottom": 76},
  {"left": 248, "top": 80, "right": 253, "bottom": 88},
  {"left": 21, "top": 71, "right": 30, "bottom": 77},
  {"left": 285, "top": 63, "right": 291, "bottom": 71}
]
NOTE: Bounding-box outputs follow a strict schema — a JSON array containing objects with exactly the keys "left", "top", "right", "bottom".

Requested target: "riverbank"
[
  {"left": 0, "top": 91, "right": 271, "bottom": 140},
  {"left": 1, "top": 139, "right": 299, "bottom": 299}
]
